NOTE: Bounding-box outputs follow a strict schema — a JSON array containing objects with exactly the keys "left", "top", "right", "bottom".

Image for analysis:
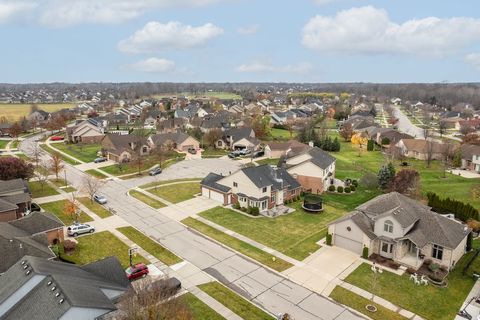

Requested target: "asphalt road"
[
  {"left": 21, "top": 134, "right": 365, "bottom": 320},
  {"left": 392, "top": 105, "right": 425, "bottom": 139}
]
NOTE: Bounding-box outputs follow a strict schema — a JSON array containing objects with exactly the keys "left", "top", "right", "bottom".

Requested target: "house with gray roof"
[
  {"left": 0, "top": 255, "right": 131, "bottom": 319},
  {"left": 201, "top": 165, "right": 301, "bottom": 212},
  {"left": 281, "top": 147, "right": 336, "bottom": 194},
  {"left": 101, "top": 134, "right": 150, "bottom": 163},
  {"left": 148, "top": 132, "right": 199, "bottom": 152},
  {"left": 328, "top": 192, "right": 470, "bottom": 270},
  {"left": 216, "top": 127, "right": 260, "bottom": 150},
  {"left": 0, "top": 179, "right": 32, "bottom": 222}
]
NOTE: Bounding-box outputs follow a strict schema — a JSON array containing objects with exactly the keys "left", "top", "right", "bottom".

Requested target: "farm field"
[{"left": 0, "top": 103, "right": 74, "bottom": 121}]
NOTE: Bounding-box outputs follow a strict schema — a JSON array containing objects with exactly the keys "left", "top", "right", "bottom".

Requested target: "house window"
[
  {"left": 142, "top": 146, "right": 147, "bottom": 153},
  {"left": 271, "top": 193, "right": 276, "bottom": 203},
  {"left": 239, "top": 197, "right": 246, "bottom": 202},
  {"left": 432, "top": 244, "right": 443, "bottom": 260},
  {"left": 384, "top": 220, "right": 393, "bottom": 233},
  {"left": 233, "top": 182, "right": 238, "bottom": 187},
  {"left": 262, "top": 187, "right": 267, "bottom": 193}
]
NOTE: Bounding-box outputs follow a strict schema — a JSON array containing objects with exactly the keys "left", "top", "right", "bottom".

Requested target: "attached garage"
[
  {"left": 334, "top": 234, "right": 363, "bottom": 255},
  {"left": 201, "top": 187, "right": 226, "bottom": 204}
]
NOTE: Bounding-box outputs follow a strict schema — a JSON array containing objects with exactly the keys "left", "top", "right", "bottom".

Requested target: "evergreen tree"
[{"left": 378, "top": 165, "right": 394, "bottom": 190}]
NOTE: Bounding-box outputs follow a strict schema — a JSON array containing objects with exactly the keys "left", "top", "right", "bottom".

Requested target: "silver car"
[
  {"left": 67, "top": 223, "right": 95, "bottom": 237},
  {"left": 93, "top": 194, "right": 107, "bottom": 204}
]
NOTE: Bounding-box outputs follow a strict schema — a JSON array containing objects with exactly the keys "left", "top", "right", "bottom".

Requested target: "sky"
[{"left": 0, "top": 0, "right": 480, "bottom": 83}]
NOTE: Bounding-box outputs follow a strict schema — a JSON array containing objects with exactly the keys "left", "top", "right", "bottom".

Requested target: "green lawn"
[
  {"left": 28, "top": 181, "right": 60, "bottom": 198},
  {"left": 149, "top": 182, "right": 200, "bottom": 203},
  {"left": 344, "top": 256, "right": 479, "bottom": 320},
  {"left": 16, "top": 153, "right": 30, "bottom": 161},
  {"left": 61, "top": 231, "right": 146, "bottom": 269},
  {"left": 255, "top": 158, "right": 280, "bottom": 166},
  {"left": 78, "top": 197, "right": 112, "bottom": 218},
  {"left": 202, "top": 148, "right": 229, "bottom": 158},
  {"left": 101, "top": 153, "right": 184, "bottom": 176},
  {"left": 129, "top": 190, "right": 166, "bottom": 209},
  {"left": 270, "top": 128, "right": 295, "bottom": 140},
  {"left": 40, "top": 144, "right": 79, "bottom": 165},
  {"left": 0, "top": 140, "right": 9, "bottom": 149},
  {"left": 197, "top": 202, "right": 345, "bottom": 261},
  {"left": 140, "top": 178, "right": 202, "bottom": 189},
  {"left": 40, "top": 199, "right": 93, "bottom": 224},
  {"left": 50, "top": 179, "right": 76, "bottom": 193},
  {"left": 117, "top": 226, "right": 182, "bottom": 266},
  {"left": 10, "top": 140, "right": 19, "bottom": 149},
  {"left": 322, "top": 187, "right": 381, "bottom": 211},
  {"left": 198, "top": 282, "right": 273, "bottom": 320},
  {"left": 182, "top": 217, "right": 293, "bottom": 272},
  {"left": 52, "top": 142, "right": 101, "bottom": 163},
  {"left": 85, "top": 169, "right": 108, "bottom": 179},
  {"left": 182, "top": 293, "right": 225, "bottom": 320},
  {"left": 330, "top": 286, "right": 407, "bottom": 320}
]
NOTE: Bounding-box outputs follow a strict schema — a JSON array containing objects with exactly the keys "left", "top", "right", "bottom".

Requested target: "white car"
[
  {"left": 93, "top": 194, "right": 107, "bottom": 204},
  {"left": 67, "top": 223, "right": 95, "bottom": 237}
]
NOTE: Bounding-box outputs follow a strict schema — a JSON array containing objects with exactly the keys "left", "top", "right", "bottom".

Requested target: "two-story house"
[
  {"left": 328, "top": 192, "right": 470, "bottom": 270},
  {"left": 460, "top": 143, "right": 480, "bottom": 172},
  {"left": 101, "top": 134, "right": 151, "bottom": 163},
  {"left": 216, "top": 127, "right": 260, "bottom": 151},
  {"left": 200, "top": 165, "right": 301, "bottom": 212},
  {"left": 0, "top": 179, "right": 32, "bottom": 222},
  {"left": 281, "top": 147, "right": 336, "bottom": 194}
]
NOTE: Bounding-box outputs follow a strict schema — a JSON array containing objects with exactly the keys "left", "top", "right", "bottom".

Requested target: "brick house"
[
  {"left": 0, "top": 179, "right": 32, "bottom": 222},
  {"left": 101, "top": 134, "right": 151, "bottom": 163}
]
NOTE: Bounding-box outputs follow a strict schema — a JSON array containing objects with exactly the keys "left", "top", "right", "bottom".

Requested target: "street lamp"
[{"left": 128, "top": 247, "right": 138, "bottom": 266}]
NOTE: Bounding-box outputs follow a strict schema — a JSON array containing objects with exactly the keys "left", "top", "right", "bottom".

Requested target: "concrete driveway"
[{"left": 283, "top": 245, "right": 360, "bottom": 295}]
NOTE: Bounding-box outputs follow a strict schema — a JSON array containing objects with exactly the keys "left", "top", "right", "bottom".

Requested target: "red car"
[
  {"left": 50, "top": 136, "right": 64, "bottom": 141},
  {"left": 125, "top": 263, "right": 149, "bottom": 280}
]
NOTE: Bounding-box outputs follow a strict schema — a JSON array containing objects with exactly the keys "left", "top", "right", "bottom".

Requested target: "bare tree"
[
  {"left": 425, "top": 140, "right": 434, "bottom": 168},
  {"left": 8, "top": 122, "right": 23, "bottom": 140},
  {"left": 50, "top": 152, "right": 64, "bottom": 181},
  {"left": 438, "top": 120, "right": 447, "bottom": 137},
  {"left": 35, "top": 163, "right": 50, "bottom": 192},
  {"left": 31, "top": 142, "right": 42, "bottom": 168},
  {"left": 82, "top": 175, "right": 104, "bottom": 202},
  {"left": 339, "top": 123, "right": 353, "bottom": 142},
  {"left": 442, "top": 142, "right": 455, "bottom": 178},
  {"left": 204, "top": 128, "right": 223, "bottom": 148},
  {"left": 116, "top": 279, "right": 192, "bottom": 320}
]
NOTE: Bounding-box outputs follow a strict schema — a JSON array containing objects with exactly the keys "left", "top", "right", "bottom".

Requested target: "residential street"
[
  {"left": 20, "top": 133, "right": 365, "bottom": 320},
  {"left": 392, "top": 105, "right": 425, "bottom": 139}
]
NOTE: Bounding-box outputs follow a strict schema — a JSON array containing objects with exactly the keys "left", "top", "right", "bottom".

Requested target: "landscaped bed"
[
  {"left": 182, "top": 217, "right": 293, "bottom": 272},
  {"left": 197, "top": 202, "right": 345, "bottom": 260},
  {"left": 60, "top": 231, "right": 146, "bottom": 268},
  {"left": 40, "top": 199, "right": 93, "bottom": 224},
  {"left": 198, "top": 282, "right": 273, "bottom": 320},
  {"left": 28, "top": 181, "right": 60, "bottom": 198},
  {"left": 344, "top": 256, "right": 480, "bottom": 320},
  {"left": 117, "top": 226, "right": 182, "bottom": 266},
  {"left": 148, "top": 182, "right": 200, "bottom": 204}
]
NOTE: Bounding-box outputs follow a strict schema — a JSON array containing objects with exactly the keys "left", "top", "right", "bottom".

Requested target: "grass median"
[
  {"left": 78, "top": 197, "right": 112, "bottom": 218},
  {"left": 182, "top": 217, "right": 293, "bottom": 272},
  {"left": 129, "top": 190, "right": 166, "bottom": 209}
]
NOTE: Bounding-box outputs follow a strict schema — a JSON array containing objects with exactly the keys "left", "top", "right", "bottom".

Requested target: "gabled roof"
[
  {"left": 224, "top": 127, "right": 254, "bottom": 142},
  {"left": 0, "top": 179, "right": 29, "bottom": 195},
  {"left": 460, "top": 143, "right": 480, "bottom": 160},
  {"left": 149, "top": 132, "right": 193, "bottom": 147},
  {"left": 307, "top": 148, "right": 336, "bottom": 169},
  {"left": 9, "top": 212, "right": 64, "bottom": 235},
  {"left": 201, "top": 173, "right": 231, "bottom": 193},
  {"left": 241, "top": 165, "right": 301, "bottom": 191},
  {"left": 399, "top": 139, "right": 447, "bottom": 154}
]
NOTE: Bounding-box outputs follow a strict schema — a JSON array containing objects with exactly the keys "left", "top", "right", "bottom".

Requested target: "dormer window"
[
  {"left": 262, "top": 187, "right": 267, "bottom": 193},
  {"left": 384, "top": 220, "right": 393, "bottom": 233}
]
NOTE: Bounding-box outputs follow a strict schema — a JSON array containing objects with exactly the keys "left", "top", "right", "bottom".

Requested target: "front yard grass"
[
  {"left": 201, "top": 148, "right": 229, "bottom": 158},
  {"left": 140, "top": 178, "right": 202, "bottom": 190},
  {"left": 85, "top": 169, "right": 108, "bottom": 179},
  {"left": 40, "top": 199, "right": 93, "bottom": 224},
  {"left": 78, "top": 197, "right": 112, "bottom": 218},
  {"left": 182, "top": 217, "right": 293, "bottom": 272},
  {"left": 50, "top": 179, "right": 76, "bottom": 193},
  {"left": 255, "top": 158, "right": 280, "bottom": 166},
  {"left": 101, "top": 153, "right": 184, "bottom": 176},
  {"left": 61, "top": 231, "right": 146, "bottom": 268},
  {"left": 344, "top": 255, "right": 479, "bottom": 320},
  {"left": 182, "top": 292, "right": 225, "bottom": 320},
  {"left": 28, "top": 181, "right": 60, "bottom": 198},
  {"left": 40, "top": 144, "right": 79, "bottom": 165},
  {"left": 148, "top": 182, "right": 200, "bottom": 203},
  {"left": 198, "top": 282, "right": 273, "bottom": 320},
  {"left": 0, "top": 139, "right": 9, "bottom": 149},
  {"left": 329, "top": 286, "right": 407, "bottom": 320},
  {"left": 52, "top": 142, "right": 101, "bottom": 163},
  {"left": 129, "top": 190, "right": 166, "bottom": 209},
  {"left": 197, "top": 202, "right": 344, "bottom": 260},
  {"left": 117, "top": 226, "right": 182, "bottom": 266}
]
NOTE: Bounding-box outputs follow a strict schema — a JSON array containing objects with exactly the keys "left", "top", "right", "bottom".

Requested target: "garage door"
[
  {"left": 201, "top": 187, "right": 225, "bottom": 204},
  {"left": 334, "top": 234, "right": 363, "bottom": 255}
]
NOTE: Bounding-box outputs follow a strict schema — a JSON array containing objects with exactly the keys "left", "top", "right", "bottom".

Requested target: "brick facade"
[
  {"left": 295, "top": 175, "right": 325, "bottom": 194},
  {"left": 0, "top": 210, "right": 18, "bottom": 222}
]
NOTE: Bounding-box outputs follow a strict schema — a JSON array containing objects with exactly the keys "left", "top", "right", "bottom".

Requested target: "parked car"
[
  {"left": 94, "top": 157, "right": 107, "bottom": 163},
  {"left": 253, "top": 150, "right": 265, "bottom": 158},
  {"left": 93, "top": 194, "right": 107, "bottom": 204},
  {"left": 187, "top": 147, "right": 196, "bottom": 155},
  {"left": 125, "top": 263, "right": 149, "bottom": 280},
  {"left": 50, "top": 136, "right": 64, "bottom": 141},
  {"left": 240, "top": 148, "right": 252, "bottom": 156},
  {"left": 67, "top": 223, "right": 95, "bottom": 237},
  {"left": 149, "top": 167, "right": 162, "bottom": 176},
  {"left": 147, "top": 277, "right": 181, "bottom": 295},
  {"left": 228, "top": 151, "right": 242, "bottom": 159}
]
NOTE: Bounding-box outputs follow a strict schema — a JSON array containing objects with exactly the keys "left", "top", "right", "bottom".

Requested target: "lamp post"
[{"left": 128, "top": 247, "right": 138, "bottom": 266}]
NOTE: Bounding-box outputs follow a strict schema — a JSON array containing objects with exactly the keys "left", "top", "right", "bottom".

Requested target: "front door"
[{"left": 380, "top": 241, "right": 394, "bottom": 259}]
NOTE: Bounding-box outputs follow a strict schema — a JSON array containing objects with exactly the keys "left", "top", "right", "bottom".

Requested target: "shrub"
[
  {"left": 337, "top": 186, "right": 344, "bottom": 193},
  {"left": 296, "top": 195, "right": 301, "bottom": 202},
  {"left": 360, "top": 172, "right": 378, "bottom": 190},
  {"left": 250, "top": 207, "right": 260, "bottom": 216},
  {"left": 352, "top": 180, "right": 358, "bottom": 187},
  {"left": 233, "top": 203, "right": 240, "bottom": 210},
  {"left": 326, "top": 232, "right": 332, "bottom": 246},
  {"left": 328, "top": 185, "right": 336, "bottom": 192},
  {"left": 424, "top": 259, "right": 432, "bottom": 266},
  {"left": 240, "top": 207, "right": 247, "bottom": 212},
  {"left": 429, "top": 263, "right": 440, "bottom": 273},
  {"left": 467, "top": 232, "right": 473, "bottom": 251},
  {"left": 362, "top": 246, "right": 369, "bottom": 259},
  {"left": 63, "top": 239, "right": 77, "bottom": 253},
  {"left": 344, "top": 187, "right": 351, "bottom": 193},
  {"left": 350, "top": 185, "right": 356, "bottom": 192},
  {"left": 406, "top": 267, "right": 417, "bottom": 274}
]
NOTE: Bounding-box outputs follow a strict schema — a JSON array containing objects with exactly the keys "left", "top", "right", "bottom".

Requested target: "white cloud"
[
  {"left": 466, "top": 53, "right": 480, "bottom": 71},
  {"left": 118, "top": 21, "right": 224, "bottom": 54},
  {"left": 38, "top": 0, "right": 226, "bottom": 27},
  {"left": 127, "top": 57, "right": 176, "bottom": 73},
  {"left": 236, "top": 61, "right": 312, "bottom": 74},
  {"left": 302, "top": 6, "right": 480, "bottom": 56},
  {"left": 313, "top": 0, "right": 335, "bottom": 5},
  {"left": 0, "top": 1, "right": 37, "bottom": 24},
  {"left": 237, "top": 24, "right": 259, "bottom": 35}
]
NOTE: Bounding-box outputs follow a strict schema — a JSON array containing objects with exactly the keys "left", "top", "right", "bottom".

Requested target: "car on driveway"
[
  {"left": 50, "top": 136, "right": 64, "bottom": 141},
  {"left": 67, "top": 223, "right": 95, "bottom": 237},
  {"left": 147, "top": 277, "right": 182, "bottom": 295},
  {"left": 94, "top": 157, "right": 107, "bottom": 163},
  {"left": 149, "top": 167, "right": 162, "bottom": 176},
  {"left": 228, "top": 150, "right": 242, "bottom": 159},
  {"left": 93, "top": 194, "right": 107, "bottom": 204},
  {"left": 125, "top": 263, "right": 149, "bottom": 280},
  {"left": 253, "top": 150, "right": 264, "bottom": 158},
  {"left": 187, "top": 147, "right": 196, "bottom": 155}
]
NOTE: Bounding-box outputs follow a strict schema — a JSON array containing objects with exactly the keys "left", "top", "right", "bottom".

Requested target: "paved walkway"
[{"left": 455, "top": 279, "right": 480, "bottom": 320}]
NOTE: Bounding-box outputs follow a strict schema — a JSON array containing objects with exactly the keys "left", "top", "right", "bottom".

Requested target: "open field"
[{"left": 0, "top": 103, "right": 74, "bottom": 121}]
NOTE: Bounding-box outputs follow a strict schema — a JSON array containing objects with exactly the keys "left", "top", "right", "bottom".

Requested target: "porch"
[
  {"left": 397, "top": 253, "right": 424, "bottom": 270},
  {"left": 396, "top": 239, "right": 424, "bottom": 270}
]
